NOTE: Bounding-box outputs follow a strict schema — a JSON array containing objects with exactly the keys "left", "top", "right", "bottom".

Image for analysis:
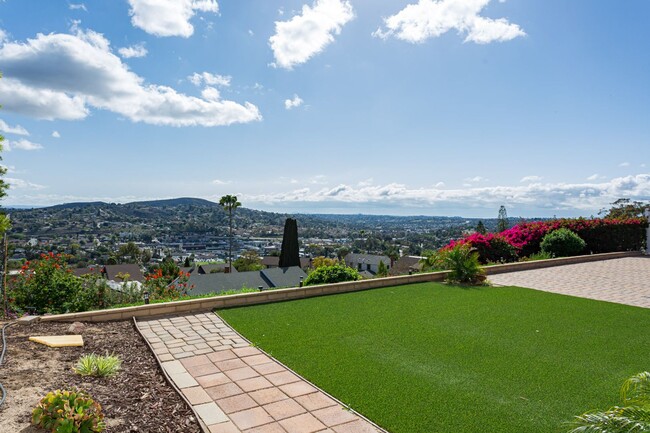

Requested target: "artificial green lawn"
[{"left": 218, "top": 283, "right": 650, "bottom": 433}]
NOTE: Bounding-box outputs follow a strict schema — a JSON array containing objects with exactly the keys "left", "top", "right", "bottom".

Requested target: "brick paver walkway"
[
  {"left": 137, "top": 313, "right": 383, "bottom": 433},
  {"left": 489, "top": 256, "right": 650, "bottom": 308}
]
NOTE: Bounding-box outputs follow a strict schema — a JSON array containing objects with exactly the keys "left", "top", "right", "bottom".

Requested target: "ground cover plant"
[
  {"left": 73, "top": 354, "right": 122, "bottom": 377},
  {"left": 218, "top": 283, "right": 650, "bottom": 433}
]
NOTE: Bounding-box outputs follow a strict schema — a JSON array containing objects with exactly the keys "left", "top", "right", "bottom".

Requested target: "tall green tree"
[
  {"left": 497, "top": 206, "right": 508, "bottom": 233},
  {"left": 600, "top": 198, "right": 650, "bottom": 219},
  {"left": 476, "top": 220, "right": 487, "bottom": 234},
  {"left": 219, "top": 194, "right": 241, "bottom": 273}
]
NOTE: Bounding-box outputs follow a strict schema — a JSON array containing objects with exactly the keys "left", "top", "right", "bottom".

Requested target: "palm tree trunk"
[{"left": 228, "top": 209, "right": 233, "bottom": 273}]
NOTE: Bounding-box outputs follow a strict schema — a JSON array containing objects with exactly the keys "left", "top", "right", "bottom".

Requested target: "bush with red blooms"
[
  {"left": 444, "top": 217, "right": 647, "bottom": 263},
  {"left": 143, "top": 268, "right": 193, "bottom": 301}
]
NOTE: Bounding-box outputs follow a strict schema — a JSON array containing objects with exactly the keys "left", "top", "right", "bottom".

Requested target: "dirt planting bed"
[{"left": 0, "top": 319, "right": 202, "bottom": 433}]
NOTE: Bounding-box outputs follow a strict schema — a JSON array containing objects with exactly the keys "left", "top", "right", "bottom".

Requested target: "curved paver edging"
[
  {"left": 39, "top": 251, "right": 644, "bottom": 323},
  {"left": 132, "top": 317, "right": 211, "bottom": 433},
  {"left": 136, "top": 312, "right": 386, "bottom": 432}
]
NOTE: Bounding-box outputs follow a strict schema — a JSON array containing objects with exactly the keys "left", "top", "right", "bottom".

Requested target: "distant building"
[
  {"left": 344, "top": 253, "right": 390, "bottom": 275},
  {"left": 197, "top": 263, "right": 238, "bottom": 274},
  {"left": 390, "top": 256, "right": 424, "bottom": 276},
  {"left": 186, "top": 266, "right": 308, "bottom": 296},
  {"left": 262, "top": 256, "right": 311, "bottom": 271}
]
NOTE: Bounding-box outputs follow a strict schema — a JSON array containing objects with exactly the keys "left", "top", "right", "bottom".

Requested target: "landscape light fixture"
[
  {"left": 258, "top": 286, "right": 263, "bottom": 292},
  {"left": 143, "top": 291, "right": 150, "bottom": 304},
  {"left": 299, "top": 276, "right": 303, "bottom": 287}
]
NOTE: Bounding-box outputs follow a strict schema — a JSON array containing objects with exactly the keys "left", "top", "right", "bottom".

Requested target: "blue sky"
[{"left": 0, "top": 0, "right": 648, "bottom": 218}]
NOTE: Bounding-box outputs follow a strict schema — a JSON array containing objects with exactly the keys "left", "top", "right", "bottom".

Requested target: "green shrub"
[
  {"left": 32, "top": 389, "right": 105, "bottom": 433},
  {"left": 522, "top": 251, "right": 554, "bottom": 261},
  {"left": 9, "top": 253, "right": 83, "bottom": 314},
  {"left": 540, "top": 228, "right": 586, "bottom": 257},
  {"left": 73, "top": 354, "right": 121, "bottom": 377},
  {"left": 426, "top": 244, "right": 484, "bottom": 284},
  {"left": 303, "top": 264, "right": 362, "bottom": 286}
]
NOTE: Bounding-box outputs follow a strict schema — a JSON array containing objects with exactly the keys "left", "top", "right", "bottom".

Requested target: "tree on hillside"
[
  {"left": 497, "top": 206, "right": 508, "bottom": 232},
  {"left": 233, "top": 250, "right": 264, "bottom": 272},
  {"left": 219, "top": 194, "right": 241, "bottom": 273},
  {"left": 600, "top": 198, "right": 649, "bottom": 219},
  {"left": 279, "top": 218, "right": 300, "bottom": 268},
  {"left": 476, "top": 220, "right": 487, "bottom": 234}
]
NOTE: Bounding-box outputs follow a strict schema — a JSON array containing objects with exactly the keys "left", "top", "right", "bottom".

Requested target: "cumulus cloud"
[
  {"left": 373, "top": 0, "right": 525, "bottom": 44},
  {"left": 270, "top": 0, "right": 354, "bottom": 69},
  {"left": 188, "top": 72, "right": 231, "bottom": 87},
  {"left": 619, "top": 162, "right": 630, "bottom": 167},
  {"left": 464, "top": 176, "right": 488, "bottom": 183},
  {"left": 0, "top": 119, "right": 29, "bottom": 136},
  {"left": 284, "top": 94, "right": 303, "bottom": 109},
  {"left": 242, "top": 175, "right": 650, "bottom": 213},
  {"left": 0, "top": 28, "right": 261, "bottom": 127},
  {"left": 127, "top": 0, "right": 219, "bottom": 38},
  {"left": 0, "top": 29, "right": 7, "bottom": 44},
  {"left": 69, "top": 3, "right": 87, "bottom": 11},
  {"left": 5, "top": 139, "right": 43, "bottom": 151},
  {"left": 521, "top": 175, "right": 542, "bottom": 183},
  {"left": 118, "top": 43, "right": 148, "bottom": 58},
  {"left": 212, "top": 179, "right": 231, "bottom": 185},
  {"left": 51, "top": 130, "right": 61, "bottom": 138}
]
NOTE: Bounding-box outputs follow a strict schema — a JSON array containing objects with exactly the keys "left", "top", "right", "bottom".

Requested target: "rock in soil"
[{"left": 67, "top": 321, "right": 85, "bottom": 334}]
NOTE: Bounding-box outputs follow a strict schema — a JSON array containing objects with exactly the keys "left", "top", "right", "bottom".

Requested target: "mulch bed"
[{"left": 0, "top": 319, "right": 202, "bottom": 433}]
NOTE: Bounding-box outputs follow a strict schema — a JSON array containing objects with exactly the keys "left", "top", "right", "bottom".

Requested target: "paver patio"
[
  {"left": 489, "top": 256, "right": 650, "bottom": 308},
  {"left": 137, "top": 313, "right": 383, "bottom": 433}
]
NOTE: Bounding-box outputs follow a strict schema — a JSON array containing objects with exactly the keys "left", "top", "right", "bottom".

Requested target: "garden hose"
[{"left": 0, "top": 321, "right": 16, "bottom": 408}]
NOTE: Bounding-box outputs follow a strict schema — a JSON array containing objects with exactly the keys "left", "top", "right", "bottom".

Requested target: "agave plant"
[{"left": 568, "top": 372, "right": 650, "bottom": 432}]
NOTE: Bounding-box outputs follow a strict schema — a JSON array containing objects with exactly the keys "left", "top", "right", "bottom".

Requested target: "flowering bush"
[
  {"left": 444, "top": 217, "right": 647, "bottom": 261},
  {"left": 144, "top": 268, "right": 193, "bottom": 300},
  {"left": 303, "top": 264, "right": 361, "bottom": 286},
  {"left": 9, "top": 253, "right": 83, "bottom": 314}
]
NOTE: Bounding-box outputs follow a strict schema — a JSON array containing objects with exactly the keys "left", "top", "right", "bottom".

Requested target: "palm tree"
[
  {"left": 219, "top": 195, "right": 241, "bottom": 273},
  {"left": 568, "top": 371, "right": 650, "bottom": 432}
]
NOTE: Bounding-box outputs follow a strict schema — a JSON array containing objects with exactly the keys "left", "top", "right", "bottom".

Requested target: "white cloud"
[
  {"left": 69, "top": 3, "right": 87, "bottom": 11},
  {"left": 270, "top": 0, "right": 354, "bottom": 69},
  {"left": 284, "top": 94, "right": 304, "bottom": 109},
  {"left": 586, "top": 174, "right": 602, "bottom": 181},
  {"left": 373, "top": 0, "right": 525, "bottom": 44},
  {"left": 6, "top": 177, "right": 47, "bottom": 190},
  {"left": 0, "top": 29, "right": 261, "bottom": 127},
  {"left": 51, "top": 130, "right": 61, "bottom": 138},
  {"left": 242, "top": 175, "right": 650, "bottom": 213},
  {"left": 5, "top": 139, "right": 43, "bottom": 151},
  {"left": 464, "top": 176, "right": 487, "bottom": 183},
  {"left": 118, "top": 43, "right": 148, "bottom": 58},
  {"left": 619, "top": 162, "right": 630, "bottom": 167},
  {"left": 127, "top": 0, "right": 219, "bottom": 38},
  {"left": 188, "top": 72, "right": 231, "bottom": 87},
  {"left": 520, "top": 175, "right": 542, "bottom": 183},
  {"left": 434, "top": 181, "right": 445, "bottom": 188},
  {"left": 0, "top": 29, "right": 7, "bottom": 44},
  {"left": 0, "top": 119, "right": 29, "bottom": 136},
  {"left": 212, "top": 179, "right": 230, "bottom": 185},
  {"left": 201, "top": 86, "right": 221, "bottom": 101}
]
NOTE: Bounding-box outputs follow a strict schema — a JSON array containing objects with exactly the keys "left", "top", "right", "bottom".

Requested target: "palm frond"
[
  {"left": 622, "top": 372, "right": 650, "bottom": 405},
  {"left": 568, "top": 406, "right": 650, "bottom": 433}
]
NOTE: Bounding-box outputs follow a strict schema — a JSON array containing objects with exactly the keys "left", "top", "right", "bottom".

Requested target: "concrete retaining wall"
[{"left": 40, "top": 250, "right": 642, "bottom": 322}]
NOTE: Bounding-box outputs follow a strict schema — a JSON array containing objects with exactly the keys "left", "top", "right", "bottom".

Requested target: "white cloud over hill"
[
  {"left": 374, "top": 0, "right": 525, "bottom": 44},
  {"left": 0, "top": 28, "right": 261, "bottom": 127},
  {"left": 243, "top": 174, "right": 650, "bottom": 213},
  {"left": 270, "top": 0, "right": 354, "bottom": 69}
]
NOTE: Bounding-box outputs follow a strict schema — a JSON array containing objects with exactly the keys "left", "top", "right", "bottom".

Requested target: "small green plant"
[
  {"left": 540, "top": 228, "right": 586, "bottom": 258},
  {"left": 73, "top": 354, "right": 121, "bottom": 377},
  {"left": 525, "top": 251, "right": 554, "bottom": 261},
  {"left": 32, "top": 389, "right": 105, "bottom": 433},
  {"left": 426, "top": 244, "right": 485, "bottom": 284}
]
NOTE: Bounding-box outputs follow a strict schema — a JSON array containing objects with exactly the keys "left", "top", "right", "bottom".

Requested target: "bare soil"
[{"left": 0, "top": 320, "right": 202, "bottom": 433}]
